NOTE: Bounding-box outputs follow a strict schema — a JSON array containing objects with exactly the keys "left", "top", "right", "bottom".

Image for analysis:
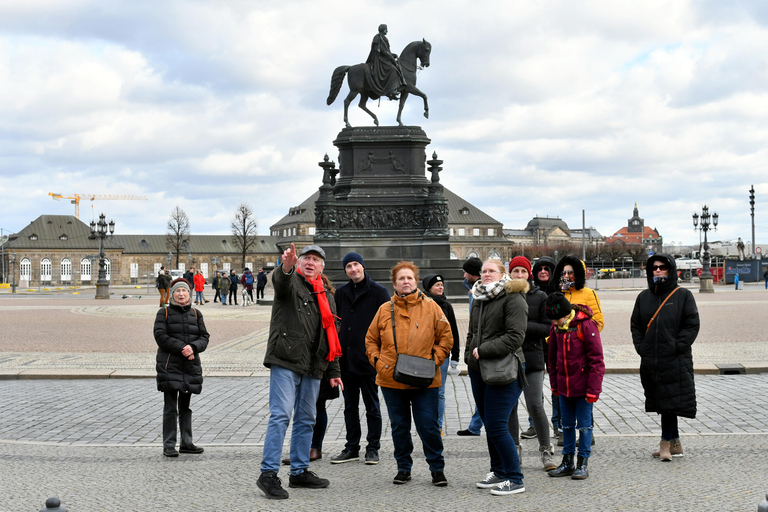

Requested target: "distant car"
[{"left": 169, "top": 269, "right": 184, "bottom": 281}]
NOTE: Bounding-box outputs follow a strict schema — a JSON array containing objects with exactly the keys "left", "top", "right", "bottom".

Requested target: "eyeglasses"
[
  {"left": 652, "top": 264, "right": 669, "bottom": 271},
  {"left": 561, "top": 270, "right": 574, "bottom": 276},
  {"left": 480, "top": 269, "right": 501, "bottom": 275}
]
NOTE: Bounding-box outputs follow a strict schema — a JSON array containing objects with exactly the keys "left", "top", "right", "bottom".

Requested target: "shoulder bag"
[{"left": 390, "top": 301, "right": 436, "bottom": 388}]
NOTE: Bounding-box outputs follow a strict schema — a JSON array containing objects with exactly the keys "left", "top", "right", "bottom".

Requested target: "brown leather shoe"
[
  {"left": 670, "top": 439, "right": 684, "bottom": 457},
  {"left": 659, "top": 440, "right": 672, "bottom": 461},
  {"left": 310, "top": 448, "right": 322, "bottom": 461}
]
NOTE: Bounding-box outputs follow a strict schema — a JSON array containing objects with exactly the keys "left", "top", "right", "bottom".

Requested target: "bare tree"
[
  {"left": 602, "top": 241, "right": 626, "bottom": 264},
  {"left": 166, "top": 206, "right": 190, "bottom": 268},
  {"left": 231, "top": 203, "right": 259, "bottom": 270}
]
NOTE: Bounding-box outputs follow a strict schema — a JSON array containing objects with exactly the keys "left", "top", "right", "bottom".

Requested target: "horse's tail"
[{"left": 327, "top": 65, "right": 350, "bottom": 105}]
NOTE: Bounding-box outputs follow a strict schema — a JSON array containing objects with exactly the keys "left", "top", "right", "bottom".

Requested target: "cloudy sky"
[{"left": 1, "top": 0, "right": 767, "bottom": 248}]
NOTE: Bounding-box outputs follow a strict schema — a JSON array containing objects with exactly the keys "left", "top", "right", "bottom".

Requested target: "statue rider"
[{"left": 366, "top": 24, "right": 407, "bottom": 101}]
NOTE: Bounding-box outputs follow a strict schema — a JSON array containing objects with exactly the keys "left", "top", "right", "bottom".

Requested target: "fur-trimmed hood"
[
  {"left": 552, "top": 255, "right": 587, "bottom": 292},
  {"left": 504, "top": 278, "right": 530, "bottom": 295}
]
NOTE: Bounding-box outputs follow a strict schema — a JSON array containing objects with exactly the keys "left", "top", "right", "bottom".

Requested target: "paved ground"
[{"left": 1, "top": 283, "right": 768, "bottom": 510}]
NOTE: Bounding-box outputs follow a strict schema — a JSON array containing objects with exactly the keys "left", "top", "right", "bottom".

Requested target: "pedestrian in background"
[
  {"left": 212, "top": 271, "right": 221, "bottom": 303},
  {"left": 157, "top": 267, "right": 171, "bottom": 307},
  {"left": 466, "top": 259, "right": 528, "bottom": 496},
  {"left": 546, "top": 292, "right": 604, "bottom": 480},
  {"left": 457, "top": 256, "right": 485, "bottom": 437},
  {"left": 631, "top": 254, "right": 699, "bottom": 461},
  {"left": 228, "top": 269, "right": 239, "bottom": 305},
  {"left": 507, "top": 256, "right": 555, "bottom": 471},
  {"left": 241, "top": 268, "right": 255, "bottom": 302},
  {"left": 153, "top": 278, "right": 209, "bottom": 458},
  {"left": 257, "top": 268, "right": 268, "bottom": 299},
  {"left": 219, "top": 272, "right": 231, "bottom": 306},
  {"left": 422, "top": 273, "right": 460, "bottom": 436},
  {"left": 365, "top": 261, "right": 453, "bottom": 487},
  {"left": 193, "top": 269, "right": 205, "bottom": 305}
]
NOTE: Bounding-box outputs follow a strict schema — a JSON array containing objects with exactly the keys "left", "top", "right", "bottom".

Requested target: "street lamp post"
[
  {"left": 750, "top": 185, "right": 756, "bottom": 258},
  {"left": 693, "top": 205, "right": 718, "bottom": 293},
  {"left": 10, "top": 252, "right": 16, "bottom": 294},
  {"left": 90, "top": 213, "right": 115, "bottom": 299}
]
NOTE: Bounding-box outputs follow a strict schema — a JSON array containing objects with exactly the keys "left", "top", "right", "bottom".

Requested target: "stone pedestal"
[
  {"left": 314, "top": 126, "right": 462, "bottom": 294},
  {"left": 698, "top": 277, "right": 715, "bottom": 293}
]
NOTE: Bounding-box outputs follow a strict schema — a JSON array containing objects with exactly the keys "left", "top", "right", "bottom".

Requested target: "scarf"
[
  {"left": 472, "top": 274, "right": 511, "bottom": 302},
  {"left": 299, "top": 269, "right": 342, "bottom": 362}
]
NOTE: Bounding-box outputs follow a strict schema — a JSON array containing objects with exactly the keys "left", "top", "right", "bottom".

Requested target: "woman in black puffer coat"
[
  {"left": 154, "top": 278, "right": 210, "bottom": 457},
  {"left": 631, "top": 254, "right": 699, "bottom": 461}
]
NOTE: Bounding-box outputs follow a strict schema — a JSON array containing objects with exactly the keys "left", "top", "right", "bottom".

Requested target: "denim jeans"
[
  {"left": 311, "top": 399, "right": 327, "bottom": 450},
  {"left": 660, "top": 413, "right": 680, "bottom": 441},
  {"left": 438, "top": 358, "right": 449, "bottom": 431},
  {"left": 341, "top": 373, "right": 381, "bottom": 452},
  {"left": 260, "top": 365, "right": 321, "bottom": 475},
  {"left": 559, "top": 395, "right": 593, "bottom": 458},
  {"left": 551, "top": 392, "right": 561, "bottom": 430},
  {"left": 195, "top": 291, "right": 203, "bottom": 303},
  {"left": 469, "top": 368, "right": 524, "bottom": 483},
  {"left": 467, "top": 407, "right": 484, "bottom": 434},
  {"left": 380, "top": 387, "right": 444, "bottom": 472}
]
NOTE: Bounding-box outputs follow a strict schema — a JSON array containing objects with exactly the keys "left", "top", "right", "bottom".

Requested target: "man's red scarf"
[{"left": 299, "top": 269, "right": 342, "bottom": 362}]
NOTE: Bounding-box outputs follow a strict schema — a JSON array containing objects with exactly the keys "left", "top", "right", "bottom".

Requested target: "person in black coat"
[
  {"left": 212, "top": 272, "right": 221, "bottom": 303},
  {"left": 506, "top": 256, "right": 556, "bottom": 470},
  {"left": 154, "top": 278, "right": 210, "bottom": 457},
  {"left": 228, "top": 269, "right": 239, "bottom": 305},
  {"left": 257, "top": 268, "right": 268, "bottom": 299},
  {"left": 631, "top": 254, "right": 699, "bottom": 461},
  {"left": 330, "top": 252, "right": 391, "bottom": 464},
  {"left": 422, "top": 273, "right": 461, "bottom": 435}
]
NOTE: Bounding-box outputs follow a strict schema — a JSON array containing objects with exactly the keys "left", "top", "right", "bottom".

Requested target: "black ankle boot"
[
  {"left": 548, "top": 454, "right": 575, "bottom": 477},
  {"left": 571, "top": 455, "right": 589, "bottom": 479}
]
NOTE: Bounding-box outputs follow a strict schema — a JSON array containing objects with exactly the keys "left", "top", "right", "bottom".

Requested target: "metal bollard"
[
  {"left": 758, "top": 492, "right": 768, "bottom": 512},
  {"left": 40, "top": 497, "right": 67, "bottom": 512}
]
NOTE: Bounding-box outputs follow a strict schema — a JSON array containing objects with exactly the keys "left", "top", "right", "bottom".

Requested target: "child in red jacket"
[{"left": 545, "top": 292, "right": 605, "bottom": 480}]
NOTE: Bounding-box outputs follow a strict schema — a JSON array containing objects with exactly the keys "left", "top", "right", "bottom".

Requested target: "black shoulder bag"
[{"left": 390, "top": 301, "right": 436, "bottom": 388}]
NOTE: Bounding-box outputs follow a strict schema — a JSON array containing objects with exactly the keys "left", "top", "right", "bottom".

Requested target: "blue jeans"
[
  {"left": 467, "top": 407, "right": 484, "bottom": 434},
  {"left": 195, "top": 291, "right": 203, "bottom": 303},
  {"left": 660, "top": 413, "right": 679, "bottom": 441},
  {"left": 559, "top": 396, "right": 593, "bottom": 458},
  {"left": 380, "top": 387, "right": 444, "bottom": 472},
  {"left": 438, "top": 358, "right": 449, "bottom": 431},
  {"left": 551, "top": 392, "right": 561, "bottom": 429},
  {"left": 469, "top": 368, "right": 524, "bottom": 483},
  {"left": 221, "top": 292, "right": 226, "bottom": 305},
  {"left": 260, "top": 365, "right": 321, "bottom": 475},
  {"left": 341, "top": 373, "right": 381, "bottom": 452}
]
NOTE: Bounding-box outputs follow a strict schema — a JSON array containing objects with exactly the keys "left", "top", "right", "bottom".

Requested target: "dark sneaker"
[
  {"left": 163, "top": 447, "right": 179, "bottom": 458},
  {"left": 257, "top": 471, "right": 289, "bottom": 499},
  {"left": 330, "top": 449, "right": 359, "bottom": 464},
  {"left": 431, "top": 471, "right": 448, "bottom": 487},
  {"left": 288, "top": 469, "right": 329, "bottom": 489},
  {"left": 364, "top": 448, "right": 379, "bottom": 465},
  {"left": 179, "top": 444, "right": 204, "bottom": 454},
  {"left": 490, "top": 480, "right": 525, "bottom": 496},
  {"left": 456, "top": 429, "right": 481, "bottom": 437},
  {"left": 520, "top": 427, "right": 537, "bottom": 439},
  {"left": 476, "top": 471, "right": 505, "bottom": 489},
  {"left": 392, "top": 471, "right": 411, "bottom": 484}
]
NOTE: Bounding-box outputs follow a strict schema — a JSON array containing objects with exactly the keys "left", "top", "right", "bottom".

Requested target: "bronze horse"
[{"left": 327, "top": 39, "right": 431, "bottom": 128}]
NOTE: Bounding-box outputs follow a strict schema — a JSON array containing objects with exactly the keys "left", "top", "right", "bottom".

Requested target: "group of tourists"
[
  {"left": 155, "top": 266, "right": 269, "bottom": 307},
  {"left": 152, "top": 243, "right": 700, "bottom": 500}
]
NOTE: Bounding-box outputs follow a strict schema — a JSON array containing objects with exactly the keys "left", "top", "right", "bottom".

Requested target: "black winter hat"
[
  {"left": 342, "top": 252, "right": 365, "bottom": 269},
  {"left": 422, "top": 273, "right": 443, "bottom": 292},
  {"left": 545, "top": 292, "right": 572, "bottom": 320},
  {"left": 462, "top": 257, "right": 482, "bottom": 277}
]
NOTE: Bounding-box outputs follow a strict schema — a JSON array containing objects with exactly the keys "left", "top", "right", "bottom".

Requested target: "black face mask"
[
  {"left": 652, "top": 276, "right": 668, "bottom": 283},
  {"left": 560, "top": 278, "right": 574, "bottom": 291}
]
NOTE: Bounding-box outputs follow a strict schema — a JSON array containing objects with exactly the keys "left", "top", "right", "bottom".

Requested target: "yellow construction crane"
[{"left": 49, "top": 193, "right": 148, "bottom": 219}]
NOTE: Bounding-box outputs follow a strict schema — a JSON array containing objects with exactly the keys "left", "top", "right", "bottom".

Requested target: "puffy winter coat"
[
  {"left": 365, "top": 290, "right": 453, "bottom": 390},
  {"left": 219, "top": 275, "right": 231, "bottom": 293},
  {"left": 630, "top": 254, "right": 699, "bottom": 418},
  {"left": 335, "top": 273, "right": 391, "bottom": 378},
  {"left": 547, "top": 304, "right": 604, "bottom": 399},
  {"left": 552, "top": 255, "right": 604, "bottom": 331},
  {"left": 154, "top": 304, "right": 209, "bottom": 394},
  {"left": 264, "top": 268, "right": 340, "bottom": 380},
  {"left": 521, "top": 280, "right": 550, "bottom": 373},
  {"left": 464, "top": 279, "right": 528, "bottom": 375},
  {"left": 193, "top": 273, "right": 205, "bottom": 292}
]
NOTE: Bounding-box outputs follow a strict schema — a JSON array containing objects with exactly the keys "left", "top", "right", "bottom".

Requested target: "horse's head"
[{"left": 419, "top": 38, "right": 431, "bottom": 68}]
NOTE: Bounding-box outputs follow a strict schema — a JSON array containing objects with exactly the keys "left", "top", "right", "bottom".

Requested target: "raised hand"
[{"left": 282, "top": 243, "right": 298, "bottom": 272}]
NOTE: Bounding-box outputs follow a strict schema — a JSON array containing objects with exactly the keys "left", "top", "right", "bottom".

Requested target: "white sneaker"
[
  {"left": 476, "top": 472, "right": 505, "bottom": 489},
  {"left": 490, "top": 480, "right": 525, "bottom": 496}
]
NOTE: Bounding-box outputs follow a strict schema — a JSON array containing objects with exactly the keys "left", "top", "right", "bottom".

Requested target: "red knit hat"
[{"left": 508, "top": 256, "right": 532, "bottom": 276}]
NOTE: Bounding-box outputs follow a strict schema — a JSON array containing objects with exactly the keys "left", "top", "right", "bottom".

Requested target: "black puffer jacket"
[
  {"left": 521, "top": 280, "right": 550, "bottom": 373},
  {"left": 154, "top": 304, "right": 209, "bottom": 394},
  {"left": 630, "top": 254, "right": 699, "bottom": 418}
]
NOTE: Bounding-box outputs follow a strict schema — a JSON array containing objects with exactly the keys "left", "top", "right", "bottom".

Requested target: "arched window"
[
  {"left": 81, "top": 258, "right": 92, "bottom": 281},
  {"left": 489, "top": 250, "right": 501, "bottom": 260},
  {"left": 20, "top": 258, "right": 31, "bottom": 280},
  {"left": 61, "top": 258, "right": 72, "bottom": 281},
  {"left": 104, "top": 258, "right": 111, "bottom": 280},
  {"left": 449, "top": 251, "right": 459, "bottom": 260},
  {"left": 468, "top": 251, "right": 479, "bottom": 259},
  {"left": 40, "top": 258, "right": 52, "bottom": 282}
]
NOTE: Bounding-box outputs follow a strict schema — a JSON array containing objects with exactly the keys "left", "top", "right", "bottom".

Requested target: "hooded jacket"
[
  {"left": 630, "top": 254, "right": 699, "bottom": 418},
  {"left": 154, "top": 304, "right": 209, "bottom": 394},
  {"left": 532, "top": 256, "right": 556, "bottom": 292},
  {"left": 552, "top": 255, "right": 604, "bottom": 332},
  {"left": 335, "top": 273, "right": 391, "bottom": 378},
  {"left": 423, "top": 289, "right": 461, "bottom": 363},
  {"left": 365, "top": 290, "right": 453, "bottom": 390},
  {"left": 520, "top": 280, "right": 550, "bottom": 373},
  {"left": 547, "top": 304, "right": 604, "bottom": 399},
  {"left": 464, "top": 279, "right": 528, "bottom": 375}
]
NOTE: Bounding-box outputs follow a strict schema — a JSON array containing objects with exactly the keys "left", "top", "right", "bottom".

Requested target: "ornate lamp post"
[
  {"left": 10, "top": 252, "right": 16, "bottom": 294},
  {"left": 90, "top": 213, "right": 115, "bottom": 299},
  {"left": 693, "top": 205, "right": 718, "bottom": 293}
]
